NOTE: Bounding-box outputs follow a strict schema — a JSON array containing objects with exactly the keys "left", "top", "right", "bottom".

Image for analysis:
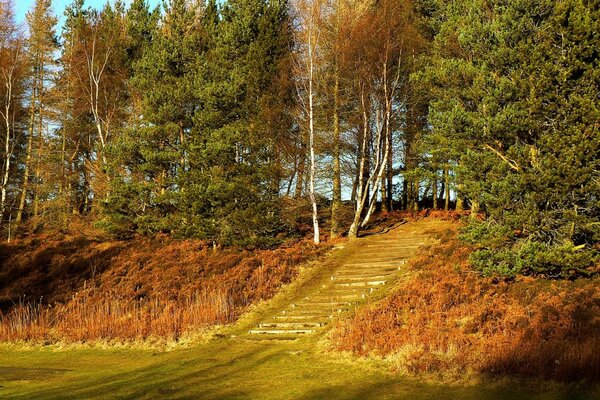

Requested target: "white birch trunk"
[
  {"left": 0, "top": 63, "right": 16, "bottom": 227},
  {"left": 308, "top": 20, "right": 320, "bottom": 244}
]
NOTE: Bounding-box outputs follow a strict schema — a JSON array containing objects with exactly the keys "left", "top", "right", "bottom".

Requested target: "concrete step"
[
  {"left": 363, "top": 237, "right": 423, "bottom": 241},
  {"left": 307, "top": 294, "right": 367, "bottom": 302},
  {"left": 280, "top": 308, "right": 332, "bottom": 314},
  {"left": 273, "top": 314, "right": 326, "bottom": 320},
  {"left": 363, "top": 242, "right": 423, "bottom": 247},
  {"left": 318, "top": 285, "right": 378, "bottom": 293},
  {"left": 291, "top": 301, "right": 354, "bottom": 307},
  {"left": 332, "top": 280, "right": 387, "bottom": 287},
  {"left": 258, "top": 322, "right": 325, "bottom": 329},
  {"left": 331, "top": 272, "right": 393, "bottom": 280},
  {"left": 337, "top": 264, "right": 400, "bottom": 271},
  {"left": 343, "top": 260, "right": 407, "bottom": 267},
  {"left": 278, "top": 311, "right": 339, "bottom": 319},
  {"left": 335, "top": 268, "right": 399, "bottom": 275},
  {"left": 288, "top": 304, "right": 353, "bottom": 313},
  {"left": 244, "top": 335, "right": 299, "bottom": 341},
  {"left": 316, "top": 287, "right": 379, "bottom": 297},
  {"left": 337, "top": 260, "right": 406, "bottom": 273},
  {"left": 248, "top": 328, "right": 316, "bottom": 335},
  {"left": 352, "top": 251, "right": 416, "bottom": 257}
]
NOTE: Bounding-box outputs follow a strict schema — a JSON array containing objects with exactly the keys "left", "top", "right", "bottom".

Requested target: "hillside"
[
  {"left": 1, "top": 217, "right": 599, "bottom": 399},
  {"left": 0, "top": 231, "right": 329, "bottom": 342}
]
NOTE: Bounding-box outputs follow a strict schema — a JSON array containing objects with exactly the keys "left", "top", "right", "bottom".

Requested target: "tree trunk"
[
  {"left": 444, "top": 166, "right": 450, "bottom": 211},
  {"left": 16, "top": 68, "right": 39, "bottom": 228},
  {"left": 0, "top": 65, "right": 16, "bottom": 228},
  {"left": 294, "top": 135, "right": 306, "bottom": 198},
  {"left": 432, "top": 171, "right": 438, "bottom": 209},
  {"left": 456, "top": 183, "right": 464, "bottom": 211},
  {"left": 348, "top": 88, "right": 370, "bottom": 239},
  {"left": 308, "top": 32, "right": 319, "bottom": 244},
  {"left": 386, "top": 136, "right": 393, "bottom": 211},
  {"left": 402, "top": 179, "right": 408, "bottom": 210},
  {"left": 412, "top": 179, "right": 419, "bottom": 211},
  {"left": 286, "top": 156, "right": 297, "bottom": 197},
  {"left": 470, "top": 199, "right": 479, "bottom": 218},
  {"left": 330, "top": 64, "right": 341, "bottom": 238}
]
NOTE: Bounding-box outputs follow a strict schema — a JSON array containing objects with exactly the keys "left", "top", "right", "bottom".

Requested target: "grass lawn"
[{"left": 2, "top": 335, "right": 599, "bottom": 400}]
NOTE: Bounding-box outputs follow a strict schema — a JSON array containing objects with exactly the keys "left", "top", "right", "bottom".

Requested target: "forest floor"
[{"left": 1, "top": 218, "right": 599, "bottom": 399}]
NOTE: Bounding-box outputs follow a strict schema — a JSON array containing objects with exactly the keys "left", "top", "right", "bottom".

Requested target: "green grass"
[{"left": 1, "top": 336, "right": 599, "bottom": 399}]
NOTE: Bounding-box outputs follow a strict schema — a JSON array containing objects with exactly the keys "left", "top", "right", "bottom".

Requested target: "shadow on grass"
[{"left": 8, "top": 338, "right": 600, "bottom": 400}]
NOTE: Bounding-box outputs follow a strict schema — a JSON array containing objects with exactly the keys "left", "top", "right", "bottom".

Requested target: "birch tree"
[
  {"left": 79, "top": 4, "right": 128, "bottom": 178},
  {"left": 348, "top": 0, "right": 419, "bottom": 237},
  {"left": 0, "top": 0, "right": 24, "bottom": 231},
  {"left": 294, "top": 0, "right": 322, "bottom": 244}
]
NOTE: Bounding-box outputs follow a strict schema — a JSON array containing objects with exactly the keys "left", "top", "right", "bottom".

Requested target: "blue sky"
[{"left": 15, "top": 0, "right": 161, "bottom": 30}]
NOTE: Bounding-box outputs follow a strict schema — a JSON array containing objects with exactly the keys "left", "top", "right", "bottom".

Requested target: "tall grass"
[
  {"left": 0, "top": 288, "right": 234, "bottom": 342},
  {"left": 0, "top": 234, "right": 328, "bottom": 343}
]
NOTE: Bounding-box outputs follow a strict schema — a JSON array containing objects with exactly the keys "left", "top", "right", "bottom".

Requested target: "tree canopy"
[{"left": 0, "top": 0, "right": 597, "bottom": 276}]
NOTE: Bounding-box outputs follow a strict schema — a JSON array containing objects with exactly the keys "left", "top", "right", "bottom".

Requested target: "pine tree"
[
  {"left": 418, "top": 0, "right": 600, "bottom": 277},
  {"left": 189, "top": 0, "right": 293, "bottom": 245},
  {"left": 15, "top": 0, "right": 58, "bottom": 232},
  {"left": 104, "top": 0, "right": 200, "bottom": 236}
]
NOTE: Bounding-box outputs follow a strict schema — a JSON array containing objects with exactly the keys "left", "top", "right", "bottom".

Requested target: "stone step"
[
  {"left": 280, "top": 308, "right": 332, "bottom": 314},
  {"left": 243, "top": 335, "right": 299, "bottom": 341},
  {"left": 273, "top": 314, "right": 326, "bottom": 320},
  {"left": 307, "top": 294, "right": 367, "bottom": 302},
  {"left": 280, "top": 307, "right": 343, "bottom": 315},
  {"left": 363, "top": 238, "right": 423, "bottom": 241},
  {"left": 291, "top": 301, "right": 354, "bottom": 307},
  {"left": 319, "top": 285, "right": 378, "bottom": 292},
  {"left": 337, "top": 264, "right": 400, "bottom": 271},
  {"left": 248, "top": 328, "right": 316, "bottom": 335},
  {"left": 352, "top": 250, "right": 414, "bottom": 255},
  {"left": 273, "top": 314, "right": 332, "bottom": 324},
  {"left": 258, "top": 322, "right": 325, "bottom": 329},
  {"left": 330, "top": 274, "right": 391, "bottom": 281},
  {"left": 279, "top": 311, "right": 340, "bottom": 319},
  {"left": 363, "top": 243, "right": 422, "bottom": 247},
  {"left": 361, "top": 247, "right": 420, "bottom": 252},
  {"left": 335, "top": 268, "right": 399, "bottom": 276},
  {"left": 316, "top": 287, "right": 379, "bottom": 296},
  {"left": 343, "top": 260, "right": 407, "bottom": 266},
  {"left": 287, "top": 304, "right": 353, "bottom": 313},
  {"left": 332, "top": 280, "right": 387, "bottom": 287},
  {"left": 365, "top": 238, "right": 426, "bottom": 242}
]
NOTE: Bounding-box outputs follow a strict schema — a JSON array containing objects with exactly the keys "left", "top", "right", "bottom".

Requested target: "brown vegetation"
[
  {"left": 332, "top": 227, "right": 600, "bottom": 382},
  {"left": 0, "top": 232, "right": 329, "bottom": 343}
]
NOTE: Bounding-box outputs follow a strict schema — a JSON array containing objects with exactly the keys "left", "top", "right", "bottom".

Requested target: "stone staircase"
[{"left": 247, "top": 225, "right": 430, "bottom": 339}]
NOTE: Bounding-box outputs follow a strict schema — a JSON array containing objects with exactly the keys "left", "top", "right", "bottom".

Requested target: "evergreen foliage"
[
  {"left": 1, "top": 0, "right": 598, "bottom": 275},
  {"left": 418, "top": 0, "right": 600, "bottom": 277},
  {"left": 103, "top": 0, "right": 293, "bottom": 246}
]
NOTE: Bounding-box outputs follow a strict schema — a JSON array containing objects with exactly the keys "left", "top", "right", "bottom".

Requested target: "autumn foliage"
[
  {"left": 0, "top": 233, "right": 327, "bottom": 343},
  {"left": 332, "top": 228, "right": 600, "bottom": 382}
]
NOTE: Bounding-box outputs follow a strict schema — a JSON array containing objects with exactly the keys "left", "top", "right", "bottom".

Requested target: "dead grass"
[
  {"left": 0, "top": 234, "right": 329, "bottom": 344},
  {"left": 331, "top": 226, "right": 600, "bottom": 382}
]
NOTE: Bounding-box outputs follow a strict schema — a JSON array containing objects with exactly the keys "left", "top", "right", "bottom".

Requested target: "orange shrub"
[{"left": 0, "top": 235, "right": 328, "bottom": 343}]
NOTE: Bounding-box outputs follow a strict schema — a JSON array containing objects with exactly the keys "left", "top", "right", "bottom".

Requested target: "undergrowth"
[
  {"left": 0, "top": 234, "right": 328, "bottom": 343},
  {"left": 331, "top": 228, "right": 600, "bottom": 382}
]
